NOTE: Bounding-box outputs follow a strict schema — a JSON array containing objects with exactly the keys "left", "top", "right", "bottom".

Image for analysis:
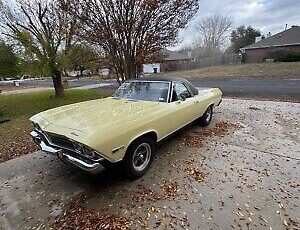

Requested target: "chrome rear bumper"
[{"left": 30, "top": 130, "right": 105, "bottom": 174}]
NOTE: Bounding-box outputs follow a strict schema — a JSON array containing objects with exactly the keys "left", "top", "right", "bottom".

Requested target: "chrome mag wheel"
[
  {"left": 199, "top": 106, "right": 213, "bottom": 126},
  {"left": 132, "top": 143, "right": 152, "bottom": 172},
  {"left": 205, "top": 108, "right": 212, "bottom": 123}
]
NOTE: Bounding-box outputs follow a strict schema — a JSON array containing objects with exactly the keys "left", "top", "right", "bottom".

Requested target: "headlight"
[
  {"left": 83, "top": 146, "right": 96, "bottom": 159},
  {"left": 33, "top": 122, "right": 41, "bottom": 130},
  {"left": 73, "top": 142, "right": 83, "bottom": 154},
  {"left": 72, "top": 142, "right": 100, "bottom": 160}
]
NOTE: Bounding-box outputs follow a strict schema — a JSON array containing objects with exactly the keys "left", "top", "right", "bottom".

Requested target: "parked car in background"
[{"left": 30, "top": 77, "right": 222, "bottom": 179}]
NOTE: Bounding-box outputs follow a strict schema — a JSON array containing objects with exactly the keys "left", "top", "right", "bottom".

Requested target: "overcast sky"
[
  {"left": 5, "top": 0, "right": 300, "bottom": 50},
  {"left": 172, "top": 0, "right": 300, "bottom": 49}
]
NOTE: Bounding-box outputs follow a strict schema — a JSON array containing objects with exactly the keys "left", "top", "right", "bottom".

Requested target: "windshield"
[{"left": 113, "top": 81, "right": 170, "bottom": 102}]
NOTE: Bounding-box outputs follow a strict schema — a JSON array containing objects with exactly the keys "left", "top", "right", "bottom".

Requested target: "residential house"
[
  {"left": 143, "top": 49, "right": 193, "bottom": 74},
  {"left": 240, "top": 25, "right": 300, "bottom": 63}
]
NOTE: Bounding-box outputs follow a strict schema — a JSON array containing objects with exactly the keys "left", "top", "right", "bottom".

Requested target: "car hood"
[{"left": 30, "top": 97, "right": 162, "bottom": 136}]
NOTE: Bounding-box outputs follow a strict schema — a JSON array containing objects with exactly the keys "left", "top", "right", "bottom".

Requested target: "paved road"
[
  {"left": 19, "top": 77, "right": 300, "bottom": 101},
  {"left": 190, "top": 77, "right": 300, "bottom": 101},
  {"left": 20, "top": 79, "right": 110, "bottom": 88}
]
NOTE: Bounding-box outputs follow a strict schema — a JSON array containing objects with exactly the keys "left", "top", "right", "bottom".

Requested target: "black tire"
[
  {"left": 199, "top": 105, "right": 213, "bottom": 126},
  {"left": 123, "top": 137, "right": 155, "bottom": 179}
]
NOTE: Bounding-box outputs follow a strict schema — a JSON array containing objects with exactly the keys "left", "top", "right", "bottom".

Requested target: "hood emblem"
[{"left": 70, "top": 132, "right": 79, "bottom": 137}]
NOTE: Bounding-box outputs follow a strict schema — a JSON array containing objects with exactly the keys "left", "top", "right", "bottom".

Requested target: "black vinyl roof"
[
  {"left": 127, "top": 76, "right": 199, "bottom": 96},
  {"left": 128, "top": 76, "right": 185, "bottom": 83}
]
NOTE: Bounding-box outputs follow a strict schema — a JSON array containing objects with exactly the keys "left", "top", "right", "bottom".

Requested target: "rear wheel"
[
  {"left": 123, "top": 137, "right": 155, "bottom": 179},
  {"left": 199, "top": 105, "right": 213, "bottom": 126}
]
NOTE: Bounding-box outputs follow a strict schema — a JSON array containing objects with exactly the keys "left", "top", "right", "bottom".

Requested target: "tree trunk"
[
  {"left": 115, "top": 71, "right": 125, "bottom": 86},
  {"left": 124, "top": 56, "right": 140, "bottom": 80},
  {"left": 52, "top": 70, "right": 64, "bottom": 97},
  {"left": 112, "top": 64, "right": 125, "bottom": 86}
]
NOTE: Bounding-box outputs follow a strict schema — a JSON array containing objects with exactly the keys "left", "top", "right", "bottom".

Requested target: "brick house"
[{"left": 240, "top": 25, "right": 300, "bottom": 63}]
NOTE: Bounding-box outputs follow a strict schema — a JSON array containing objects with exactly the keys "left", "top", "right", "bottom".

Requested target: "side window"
[{"left": 172, "top": 82, "right": 191, "bottom": 101}]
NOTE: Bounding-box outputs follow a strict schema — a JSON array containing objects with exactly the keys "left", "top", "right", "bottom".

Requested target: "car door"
[{"left": 167, "top": 81, "right": 199, "bottom": 131}]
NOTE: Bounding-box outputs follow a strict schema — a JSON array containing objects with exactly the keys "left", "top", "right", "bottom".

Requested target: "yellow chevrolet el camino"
[{"left": 30, "top": 77, "right": 222, "bottom": 179}]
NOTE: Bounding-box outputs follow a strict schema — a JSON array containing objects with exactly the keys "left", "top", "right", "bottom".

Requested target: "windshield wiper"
[{"left": 126, "top": 99, "right": 138, "bottom": 102}]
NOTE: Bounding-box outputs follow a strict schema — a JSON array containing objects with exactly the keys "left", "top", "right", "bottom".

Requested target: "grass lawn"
[
  {"left": 153, "top": 62, "right": 300, "bottom": 79},
  {"left": 0, "top": 89, "right": 114, "bottom": 163}
]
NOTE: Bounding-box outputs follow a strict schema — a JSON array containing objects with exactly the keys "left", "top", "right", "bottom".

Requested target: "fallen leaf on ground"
[
  {"left": 162, "top": 181, "right": 179, "bottom": 200},
  {"left": 181, "top": 121, "right": 238, "bottom": 148},
  {"left": 185, "top": 167, "right": 205, "bottom": 183},
  {"left": 52, "top": 195, "right": 131, "bottom": 230}
]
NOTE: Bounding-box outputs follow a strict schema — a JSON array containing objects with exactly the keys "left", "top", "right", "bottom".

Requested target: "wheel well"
[
  {"left": 201, "top": 104, "right": 214, "bottom": 117},
  {"left": 207, "top": 103, "right": 214, "bottom": 110},
  {"left": 126, "top": 131, "right": 158, "bottom": 153},
  {"left": 135, "top": 131, "right": 158, "bottom": 143}
]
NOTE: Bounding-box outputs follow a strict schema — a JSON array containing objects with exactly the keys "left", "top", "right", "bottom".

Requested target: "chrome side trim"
[
  {"left": 158, "top": 95, "right": 222, "bottom": 142},
  {"left": 112, "top": 145, "right": 125, "bottom": 154},
  {"left": 157, "top": 115, "right": 202, "bottom": 142}
]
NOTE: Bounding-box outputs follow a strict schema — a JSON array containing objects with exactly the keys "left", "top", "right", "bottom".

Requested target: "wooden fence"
[{"left": 161, "top": 53, "right": 241, "bottom": 72}]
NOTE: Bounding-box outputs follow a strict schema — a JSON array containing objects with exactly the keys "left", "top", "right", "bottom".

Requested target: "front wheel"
[
  {"left": 123, "top": 137, "right": 155, "bottom": 179},
  {"left": 199, "top": 105, "right": 213, "bottom": 126}
]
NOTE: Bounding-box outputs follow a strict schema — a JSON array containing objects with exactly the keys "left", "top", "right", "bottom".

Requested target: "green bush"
[
  {"left": 284, "top": 53, "right": 300, "bottom": 62},
  {"left": 267, "top": 49, "right": 300, "bottom": 62}
]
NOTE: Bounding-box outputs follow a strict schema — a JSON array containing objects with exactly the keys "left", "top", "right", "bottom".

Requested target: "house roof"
[{"left": 242, "top": 25, "right": 300, "bottom": 50}]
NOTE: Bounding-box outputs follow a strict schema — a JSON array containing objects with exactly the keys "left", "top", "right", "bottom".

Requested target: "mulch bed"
[
  {"left": 0, "top": 134, "right": 38, "bottom": 163},
  {"left": 0, "top": 120, "right": 38, "bottom": 163}
]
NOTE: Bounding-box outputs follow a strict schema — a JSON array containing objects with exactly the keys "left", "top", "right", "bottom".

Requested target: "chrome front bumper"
[{"left": 30, "top": 130, "right": 105, "bottom": 174}]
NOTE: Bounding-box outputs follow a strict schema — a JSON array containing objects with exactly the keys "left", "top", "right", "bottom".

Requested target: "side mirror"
[{"left": 179, "top": 94, "right": 186, "bottom": 101}]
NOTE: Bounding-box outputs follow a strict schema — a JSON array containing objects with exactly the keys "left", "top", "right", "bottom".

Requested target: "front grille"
[
  {"left": 42, "top": 131, "right": 104, "bottom": 162},
  {"left": 45, "top": 132, "right": 75, "bottom": 151}
]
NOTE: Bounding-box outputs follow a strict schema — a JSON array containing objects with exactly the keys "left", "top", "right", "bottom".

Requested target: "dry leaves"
[
  {"left": 0, "top": 129, "right": 38, "bottom": 163},
  {"left": 185, "top": 167, "right": 205, "bottom": 183},
  {"left": 52, "top": 196, "right": 131, "bottom": 230},
  {"left": 162, "top": 181, "right": 179, "bottom": 200},
  {"left": 132, "top": 184, "right": 160, "bottom": 202},
  {"left": 181, "top": 121, "right": 238, "bottom": 148}
]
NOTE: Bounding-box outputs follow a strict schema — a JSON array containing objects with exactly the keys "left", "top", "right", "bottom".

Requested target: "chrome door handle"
[{"left": 194, "top": 101, "right": 199, "bottom": 104}]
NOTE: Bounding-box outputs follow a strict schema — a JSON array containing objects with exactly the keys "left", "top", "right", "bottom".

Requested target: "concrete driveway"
[{"left": 0, "top": 99, "right": 299, "bottom": 229}]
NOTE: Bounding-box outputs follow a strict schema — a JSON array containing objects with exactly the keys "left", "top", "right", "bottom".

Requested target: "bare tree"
[
  {"left": 0, "top": 0, "right": 80, "bottom": 96},
  {"left": 64, "top": 0, "right": 199, "bottom": 83},
  {"left": 195, "top": 14, "right": 232, "bottom": 56}
]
